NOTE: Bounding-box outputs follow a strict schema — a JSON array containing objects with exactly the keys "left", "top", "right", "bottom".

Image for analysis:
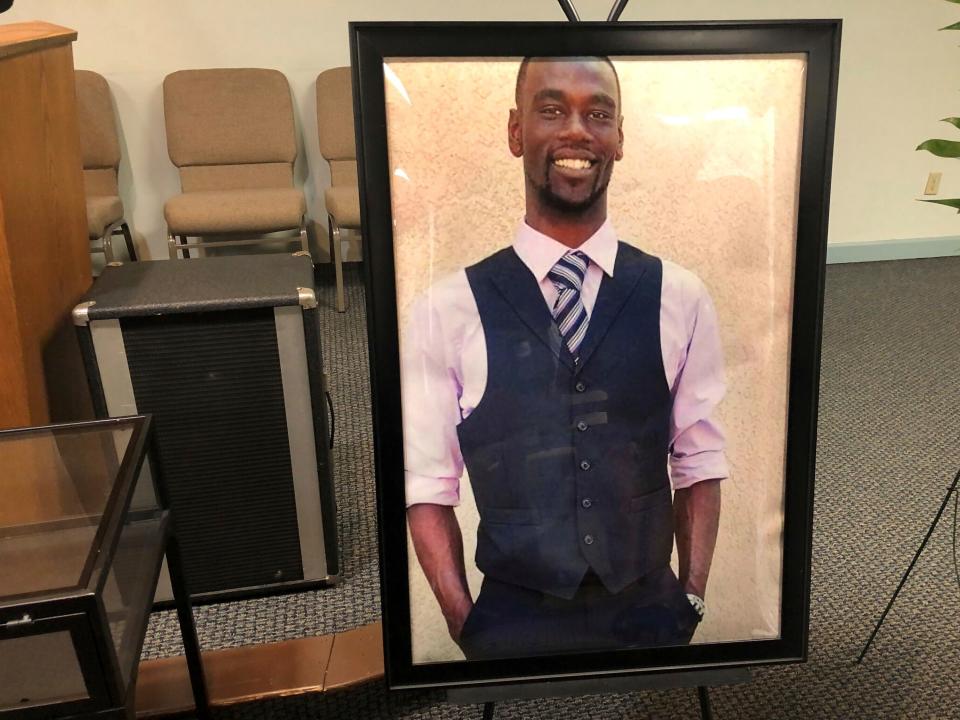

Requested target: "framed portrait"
[{"left": 351, "top": 20, "right": 840, "bottom": 690}]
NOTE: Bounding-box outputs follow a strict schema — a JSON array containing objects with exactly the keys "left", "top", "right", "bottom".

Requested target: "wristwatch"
[{"left": 686, "top": 593, "right": 706, "bottom": 619}]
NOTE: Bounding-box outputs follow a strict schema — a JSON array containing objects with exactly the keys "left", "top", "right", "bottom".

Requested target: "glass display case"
[{"left": 0, "top": 416, "right": 208, "bottom": 719}]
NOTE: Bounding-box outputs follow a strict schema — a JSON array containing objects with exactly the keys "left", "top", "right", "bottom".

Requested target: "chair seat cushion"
[
  {"left": 87, "top": 195, "right": 124, "bottom": 238},
  {"left": 324, "top": 186, "right": 361, "bottom": 228},
  {"left": 164, "top": 188, "right": 306, "bottom": 235}
]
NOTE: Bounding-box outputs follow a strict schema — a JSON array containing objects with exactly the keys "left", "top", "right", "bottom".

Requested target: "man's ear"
[
  {"left": 615, "top": 115, "right": 624, "bottom": 161},
  {"left": 508, "top": 108, "right": 523, "bottom": 158}
]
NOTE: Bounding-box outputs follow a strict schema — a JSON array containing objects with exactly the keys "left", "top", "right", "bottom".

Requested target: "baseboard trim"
[
  {"left": 135, "top": 622, "right": 384, "bottom": 717},
  {"left": 827, "top": 236, "right": 960, "bottom": 264}
]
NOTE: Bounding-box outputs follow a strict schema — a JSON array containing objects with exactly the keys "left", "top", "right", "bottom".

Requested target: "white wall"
[
  {"left": 626, "top": 0, "right": 960, "bottom": 247},
  {"left": 5, "top": 0, "right": 960, "bottom": 258}
]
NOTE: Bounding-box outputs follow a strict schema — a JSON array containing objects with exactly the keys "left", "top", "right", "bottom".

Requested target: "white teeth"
[{"left": 554, "top": 158, "right": 592, "bottom": 170}]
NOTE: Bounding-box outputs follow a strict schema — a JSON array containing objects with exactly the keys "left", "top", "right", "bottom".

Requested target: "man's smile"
[
  {"left": 553, "top": 157, "right": 594, "bottom": 170},
  {"left": 550, "top": 154, "right": 599, "bottom": 180}
]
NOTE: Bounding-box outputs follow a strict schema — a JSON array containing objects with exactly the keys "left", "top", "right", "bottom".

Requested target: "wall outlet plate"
[{"left": 924, "top": 171, "right": 942, "bottom": 195}]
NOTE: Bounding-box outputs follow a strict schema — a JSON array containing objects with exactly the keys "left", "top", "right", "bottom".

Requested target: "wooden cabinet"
[{"left": 0, "top": 22, "right": 92, "bottom": 429}]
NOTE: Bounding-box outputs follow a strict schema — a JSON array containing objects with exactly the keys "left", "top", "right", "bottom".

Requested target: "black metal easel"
[
  {"left": 455, "top": 666, "right": 742, "bottom": 719},
  {"left": 858, "top": 465, "right": 960, "bottom": 663},
  {"left": 469, "top": 3, "right": 722, "bottom": 717}
]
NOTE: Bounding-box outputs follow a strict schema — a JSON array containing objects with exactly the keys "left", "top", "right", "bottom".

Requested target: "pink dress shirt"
[{"left": 402, "top": 219, "right": 729, "bottom": 506}]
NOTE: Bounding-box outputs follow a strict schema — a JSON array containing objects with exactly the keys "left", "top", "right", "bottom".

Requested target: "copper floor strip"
[
  {"left": 324, "top": 623, "right": 385, "bottom": 692},
  {"left": 135, "top": 622, "right": 384, "bottom": 717}
]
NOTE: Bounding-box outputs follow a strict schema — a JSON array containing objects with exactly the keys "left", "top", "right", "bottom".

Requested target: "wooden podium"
[{"left": 0, "top": 22, "right": 92, "bottom": 430}]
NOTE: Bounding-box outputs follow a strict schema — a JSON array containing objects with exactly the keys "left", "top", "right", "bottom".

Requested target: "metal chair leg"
[
  {"left": 99, "top": 235, "right": 114, "bottom": 264},
  {"left": 168, "top": 234, "right": 179, "bottom": 259},
  {"left": 168, "top": 227, "right": 313, "bottom": 261},
  {"left": 298, "top": 221, "right": 310, "bottom": 254},
  {"left": 328, "top": 214, "right": 346, "bottom": 313},
  {"left": 119, "top": 222, "right": 137, "bottom": 261},
  {"left": 169, "top": 234, "right": 191, "bottom": 259},
  {"left": 100, "top": 223, "right": 119, "bottom": 264}
]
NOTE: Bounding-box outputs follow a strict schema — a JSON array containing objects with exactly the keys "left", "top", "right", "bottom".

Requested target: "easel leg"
[
  {"left": 858, "top": 467, "right": 960, "bottom": 662},
  {"left": 482, "top": 701, "right": 496, "bottom": 719},
  {"left": 697, "top": 686, "right": 713, "bottom": 720}
]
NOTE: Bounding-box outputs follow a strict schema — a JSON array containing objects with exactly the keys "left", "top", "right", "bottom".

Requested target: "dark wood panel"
[
  {"left": 0, "top": 24, "right": 92, "bottom": 430},
  {"left": 0, "top": 21, "right": 76, "bottom": 60},
  {"left": 0, "top": 194, "right": 32, "bottom": 427}
]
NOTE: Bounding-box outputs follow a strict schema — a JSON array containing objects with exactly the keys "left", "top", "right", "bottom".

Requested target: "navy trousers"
[{"left": 458, "top": 566, "right": 700, "bottom": 660}]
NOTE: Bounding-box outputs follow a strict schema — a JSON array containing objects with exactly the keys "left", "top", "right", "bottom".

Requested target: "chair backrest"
[
  {"left": 316, "top": 67, "right": 357, "bottom": 188},
  {"left": 163, "top": 68, "right": 297, "bottom": 192},
  {"left": 75, "top": 69, "right": 121, "bottom": 196}
]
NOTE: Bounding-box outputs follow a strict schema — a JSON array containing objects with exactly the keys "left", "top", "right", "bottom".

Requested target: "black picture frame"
[{"left": 352, "top": 19, "right": 840, "bottom": 691}]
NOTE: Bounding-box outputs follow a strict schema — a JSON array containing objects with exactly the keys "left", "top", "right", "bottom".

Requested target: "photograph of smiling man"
[
  {"left": 385, "top": 52, "right": 807, "bottom": 664},
  {"left": 402, "top": 56, "right": 725, "bottom": 661}
]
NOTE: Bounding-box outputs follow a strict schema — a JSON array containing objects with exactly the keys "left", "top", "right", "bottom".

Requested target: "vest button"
[
  {"left": 575, "top": 381, "right": 586, "bottom": 392},
  {"left": 579, "top": 460, "right": 591, "bottom": 471},
  {"left": 581, "top": 498, "right": 592, "bottom": 508},
  {"left": 576, "top": 420, "right": 588, "bottom": 432},
  {"left": 583, "top": 534, "right": 595, "bottom": 545}
]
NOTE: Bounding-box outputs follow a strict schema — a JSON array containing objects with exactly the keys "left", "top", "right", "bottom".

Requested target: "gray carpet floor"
[{"left": 142, "top": 257, "right": 960, "bottom": 719}]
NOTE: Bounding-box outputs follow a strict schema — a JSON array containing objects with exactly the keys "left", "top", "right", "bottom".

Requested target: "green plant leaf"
[
  {"left": 939, "top": 21, "right": 960, "bottom": 29},
  {"left": 942, "top": 117, "right": 960, "bottom": 129},
  {"left": 918, "top": 198, "right": 960, "bottom": 212},
  {"left": 917, "top": 139, "right": 960, "bottom": 157}
]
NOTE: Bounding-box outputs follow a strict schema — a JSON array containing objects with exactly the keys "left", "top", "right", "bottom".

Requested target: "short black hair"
[{"left": 514, "top": 56, "right": 621, "bottom": 108}]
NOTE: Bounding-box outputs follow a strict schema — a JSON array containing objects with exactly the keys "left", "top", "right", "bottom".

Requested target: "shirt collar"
[{"left": 513, "top": 218, "right": 619, "bottom": 283}]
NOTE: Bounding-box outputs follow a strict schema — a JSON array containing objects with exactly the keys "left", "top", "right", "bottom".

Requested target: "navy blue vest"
[{"left": 458, "top": 242, "right": 673, "bottom": 599}]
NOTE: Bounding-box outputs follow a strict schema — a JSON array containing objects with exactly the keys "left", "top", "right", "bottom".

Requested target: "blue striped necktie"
[{"left": 548, "top": 251, "right": 590, "bottom": 355}]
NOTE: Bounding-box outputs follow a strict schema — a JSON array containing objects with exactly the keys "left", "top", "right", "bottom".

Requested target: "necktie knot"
[{"left": 548, "top": 251, "right": 589, "bottom": 293}]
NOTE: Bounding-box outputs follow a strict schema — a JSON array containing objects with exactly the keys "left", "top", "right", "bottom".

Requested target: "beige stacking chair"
[
  {"left": 75, "top": 70, "right": 137, "bottom": 263},
  {"left": 316, "top": 67, "right": 361, "bottom": 313},
  {"left": 162, "top": 68, "right": 308, "bottom": 259}
]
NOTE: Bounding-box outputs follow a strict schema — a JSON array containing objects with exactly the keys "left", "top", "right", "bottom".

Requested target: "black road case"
[{"left": 73, "top": 254, "right": 339, "bottom": 602}]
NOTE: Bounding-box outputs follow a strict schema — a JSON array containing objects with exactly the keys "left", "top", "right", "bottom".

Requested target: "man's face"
[{"left": 509, "top": 58, "right": 624, "bottom": 216}]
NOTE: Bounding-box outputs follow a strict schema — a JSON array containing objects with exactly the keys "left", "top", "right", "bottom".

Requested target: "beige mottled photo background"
[{"left": 384, "top": 56, "right": 806, "bottom": 664}]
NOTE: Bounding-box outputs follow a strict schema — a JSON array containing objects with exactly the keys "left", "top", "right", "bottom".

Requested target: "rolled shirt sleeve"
[
  {"left": 400, "top": 273, "right": 471, "bottom": 507},
  {"left": 664, "top": 264, "right": 730, "bottom": 489}
]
